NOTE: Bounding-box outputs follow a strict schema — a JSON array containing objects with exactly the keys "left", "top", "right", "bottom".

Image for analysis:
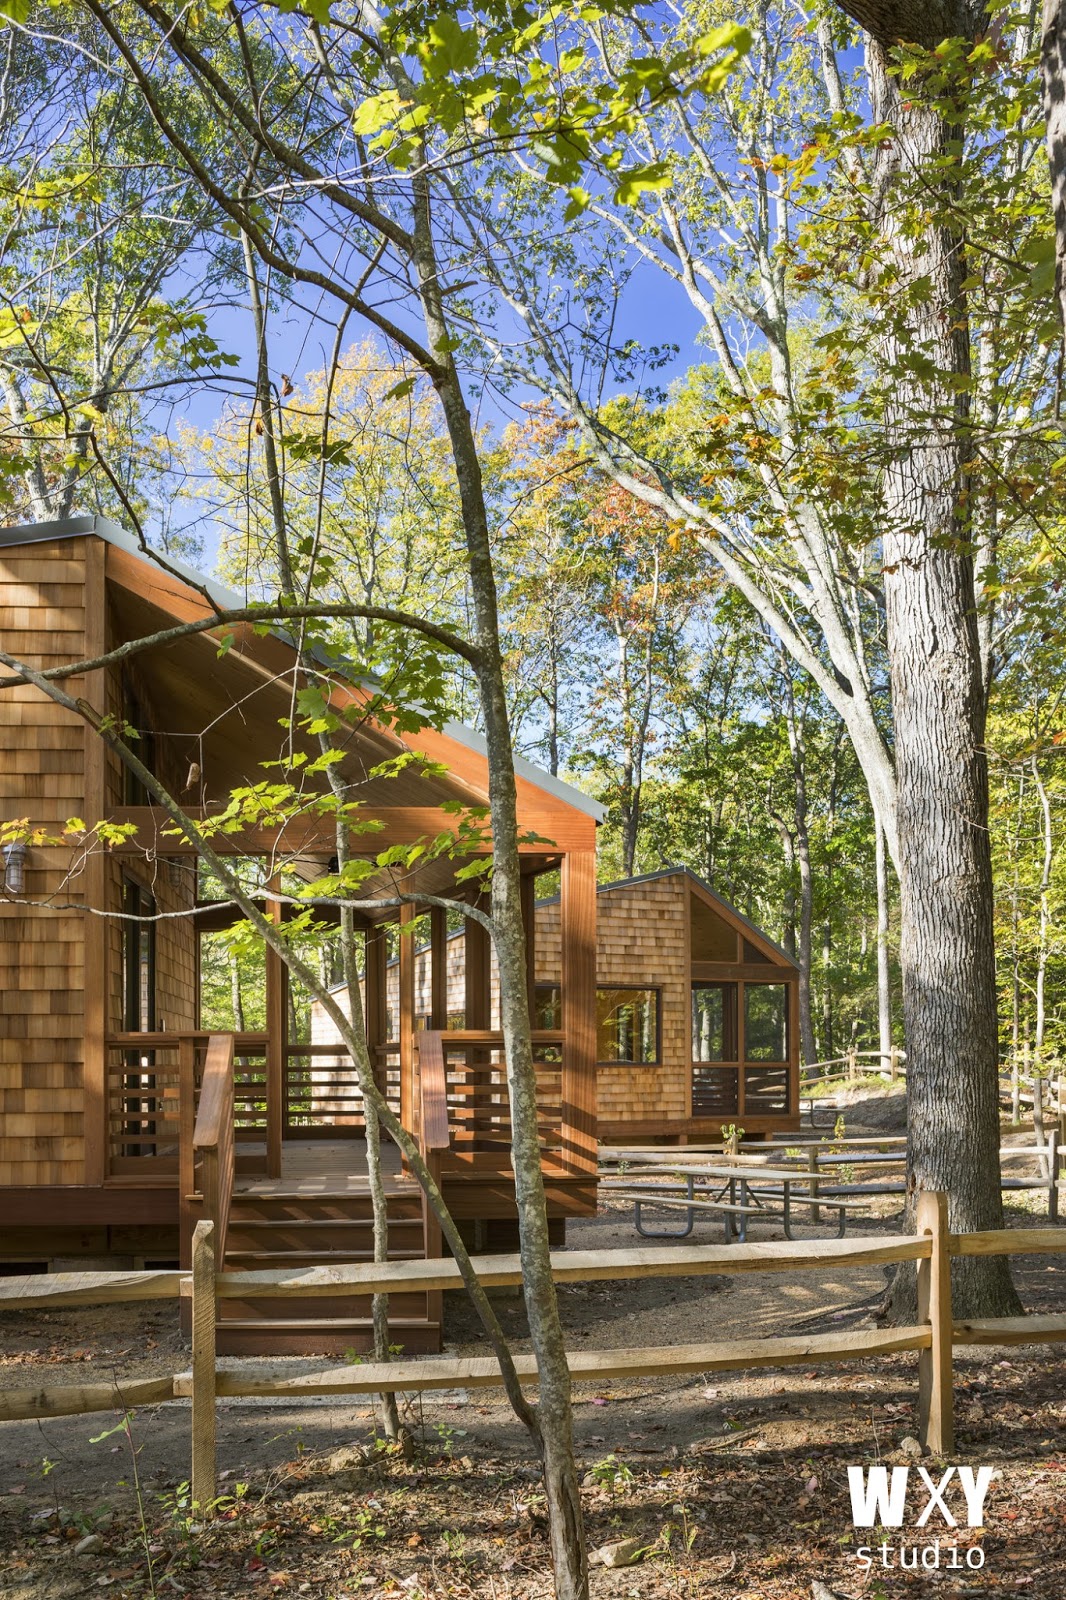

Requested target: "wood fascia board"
[
  {"left": 686, "top": 874, "right": 797, "bottom": 970},
  {"left": 690, "top": 960, "right": 801, "bottom": 983},
  {"left": 106, "top": 543, "right": 221, "bottom": 626},
  {"left": 101, "top": 806, "right": 593, "bottom": 854}
]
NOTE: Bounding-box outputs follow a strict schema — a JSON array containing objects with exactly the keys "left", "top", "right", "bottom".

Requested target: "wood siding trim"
[
  {"left": 82, "top": 537, "right": 108, "bottom": 1185},
  {"left": 561, "top": 850, "right": 597, "bottom": 1173}
]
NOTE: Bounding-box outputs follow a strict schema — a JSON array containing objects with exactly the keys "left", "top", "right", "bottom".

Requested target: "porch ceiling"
[
  {"left": 108, "top": 582, "right": 488, "bottom": 812},
  {"left": 107, "top": 575, "right": 564, "bottom": 911}
]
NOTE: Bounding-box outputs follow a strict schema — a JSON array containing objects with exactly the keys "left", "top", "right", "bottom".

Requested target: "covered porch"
[{"left": 92, "top": 539, "right": 600, "bottom": 1270}]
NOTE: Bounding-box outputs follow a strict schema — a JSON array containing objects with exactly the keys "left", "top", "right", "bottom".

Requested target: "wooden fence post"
[
  {"left": 191, "top": 1219, "right": 217, "bottom": 1514},
  {"left": 846, "top": 1046, "right": 858, "bottom": 1082},
  {"left": 916, "top": 1192, "right": 954, "bottom": 1456},
  {"left": 1034, "top": 1075, "right": 1045, "bottom": 1157},
  {"left": 1048, "top": 1130, "right": 1059, "bottom": 1225},
  {"left": 889, "top": 1046, "right": 900, "bottom": 1082}
]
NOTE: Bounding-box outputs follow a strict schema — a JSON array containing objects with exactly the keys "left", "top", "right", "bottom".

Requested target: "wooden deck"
[{"left": 235, "top": 1139, "right": 415, "bottom": 1197}]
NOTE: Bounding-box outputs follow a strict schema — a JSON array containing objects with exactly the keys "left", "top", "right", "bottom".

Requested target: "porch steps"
[{"left": 215, "top": 1189, "right": 441, "bottom": 1356}]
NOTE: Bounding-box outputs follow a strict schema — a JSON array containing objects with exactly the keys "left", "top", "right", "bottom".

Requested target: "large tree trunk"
[
  {"left": 1042, "top": 0, "right": 1066, "bottom": 329},
  {"left": 855, "top": 10, "right": 1020, "bottom": 1317},
  {"left": 874, "top": 820, "right": 893, "bottom": 1076}
]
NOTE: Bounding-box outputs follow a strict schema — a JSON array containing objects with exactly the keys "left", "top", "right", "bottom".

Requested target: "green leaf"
[{"left": 613, "top": 161, "right": 672, "bottom": 206}]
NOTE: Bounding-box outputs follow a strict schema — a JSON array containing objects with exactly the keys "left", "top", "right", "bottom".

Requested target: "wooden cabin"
[
  {"left": 314, "top": 867, "right": 801, "bottom": 1144},
  {"left": 536, "top": 869, "right": 801, "bottom": 1143},
  {"left": 0, "top": 515, "right": 601, "bottom": 1352}
]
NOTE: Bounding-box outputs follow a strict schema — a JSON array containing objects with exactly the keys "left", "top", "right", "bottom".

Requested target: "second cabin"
[{"left": 313, "top": 866, "right": 801, "bottom": 1144}]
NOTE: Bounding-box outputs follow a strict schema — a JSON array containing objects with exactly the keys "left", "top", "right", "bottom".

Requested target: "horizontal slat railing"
[
  {"left": 415, "top": 1029, "right": 567, "bottom": 1171},
  {"left": 283, "top": 1042, "right": 365, "bottom": 1137},
  {"left": 106, "top": 1031, "right": 268, "bottom": 1178}
]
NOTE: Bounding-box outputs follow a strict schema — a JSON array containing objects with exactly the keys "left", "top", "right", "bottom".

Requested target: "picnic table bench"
[{"left": 600, "top": 1163, "right": 872, "bottom": 1242}]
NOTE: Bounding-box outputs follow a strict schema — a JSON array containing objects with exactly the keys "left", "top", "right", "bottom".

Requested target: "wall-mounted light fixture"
[{"left": 3, "top": 841, "right": 27, "bottom": 894}]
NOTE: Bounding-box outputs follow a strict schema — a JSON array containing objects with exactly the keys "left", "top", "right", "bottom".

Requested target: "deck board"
[{"left": 234, "top": 1139, "right": 416, "bottom": 1197}]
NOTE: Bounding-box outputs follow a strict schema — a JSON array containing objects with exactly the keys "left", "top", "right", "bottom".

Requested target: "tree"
[
  {"left": 824, "top": 0, "right": 1018, "bottom": 1315},
  {"left": 30, "top": 0, "right": 731, "bottom": 1586},
  {"left": 449, "top": 0, "right": 1058, "bottom": 1314},
  {"left": 0, "top": 19, "right": 235, "bottom": 528},
  {"left": 1039, "top": 1, "right": 1066, "bottom": 328}
]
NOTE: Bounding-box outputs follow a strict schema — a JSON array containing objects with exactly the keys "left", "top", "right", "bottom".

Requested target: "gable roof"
[
  {"left": 601, "top": 866, "right": 795, "bottom": 966},
  {"left": 539, "top": 864, "right": 796, "bottom": 968},
  {"left": 0, "top": 513, "right": 603, "bottom": 823}
]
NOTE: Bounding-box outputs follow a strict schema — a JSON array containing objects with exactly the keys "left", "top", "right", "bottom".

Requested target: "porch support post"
[
  {"left": 264, "top": 883, "right": 284, "bottom": 1178},
  {"left": 788, "top": 978, "right": 801, "bottom": 1117},
  {"left": 364, "top": 923, "right": 386, "bottom": 1095},
  {"left": 520, "top": 872, "right": 537, "bottom": 1023},
  {"left": 560, "top": 849, "right": 598, "bottom": 1174},
  {"left": 399, "top": 903, "right": 417, "bottom": 1136},
  {"left": 430, "top": 907, "right": 448, "bottom": 1030},
  {"left": 83, "top": 536, "right": 108, "bottom": 1186},
  {"left": 464, "top": 904, "right": 491, "bottom": 1029}
]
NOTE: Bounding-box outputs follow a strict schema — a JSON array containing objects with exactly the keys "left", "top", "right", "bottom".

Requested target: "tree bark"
[
  {"left": 849, "top": 6, "right": 1020, "bottom": 1316},
  {"left": 875, "top": 820, "right": 893, "bottom": 1077},
  {"left": 1041, "top": 0, "right": 1066, "bottom": 331}
]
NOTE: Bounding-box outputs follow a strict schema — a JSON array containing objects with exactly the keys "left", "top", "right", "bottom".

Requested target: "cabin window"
[
  {"left": 692, "top": 984, "right": 737, "bottom": 1062},
  {"left": 122, "top": 879, "right": 156, "bottom": 1031},
  {"left": 597, "top": 987, "right": 660, "bottom": 1066},
  {"left": 744, "top": 983, "right": 788, "bottom": 1061},
  {"left": 447, "top": 1011, "right": 467, "bottom": 1030},
  {"left": 533, "top": 983, "right": 561, "bottom": 1030}
]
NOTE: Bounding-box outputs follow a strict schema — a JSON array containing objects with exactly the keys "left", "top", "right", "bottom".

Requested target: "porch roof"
[
  {"left": 0, "top": 513, "right": 603, "bottom": 824},
  {"left": 2, "top": 516, "right": 601, "bottom": 902}
]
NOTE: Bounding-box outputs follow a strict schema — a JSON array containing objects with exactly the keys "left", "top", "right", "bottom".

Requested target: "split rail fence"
[
  {"left": 2, "top": 1200, "right": 1066, "bottom": 1512},
  {"left": 799, "top": 1050, "right": 1066, "bottom": 1140}
]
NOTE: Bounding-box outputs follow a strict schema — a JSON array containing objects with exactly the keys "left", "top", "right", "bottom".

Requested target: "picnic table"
[{"left": 599, "top": 1162, "right": 871, "bottom": 1242}]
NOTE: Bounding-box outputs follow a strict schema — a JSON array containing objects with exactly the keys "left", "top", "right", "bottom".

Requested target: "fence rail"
[{"left": 2, "top": 1203, "right": 1065, "bottom": 1512}]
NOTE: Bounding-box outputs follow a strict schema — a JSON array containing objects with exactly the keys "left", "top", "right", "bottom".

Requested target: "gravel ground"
[{"left": 0, "top": 1087, "right": 1062, "bottom": 1599}]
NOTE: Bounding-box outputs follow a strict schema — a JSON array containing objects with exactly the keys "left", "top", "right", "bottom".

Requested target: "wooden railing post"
[
  {"left": 178, "top": 1036, "right": 198, "bottom": 1270},
  {"left": 916, "top": 1191, "right": 954, "bottom": 1456},
  {"left": 191, "top": 1218, "right": 217, "bottom": 1513},
  {"left": 265, "top": 888, "right": 284, "bottom": 1179}
]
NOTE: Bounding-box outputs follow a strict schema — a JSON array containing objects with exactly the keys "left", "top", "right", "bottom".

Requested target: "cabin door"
[{"left": 691, "top": 982, "right": 739, "bottom": 1119}]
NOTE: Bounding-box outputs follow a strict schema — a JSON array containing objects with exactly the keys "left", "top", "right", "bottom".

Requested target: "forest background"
[{"left": 0, "top": 0, "right": 1062, "bottom": 1077}]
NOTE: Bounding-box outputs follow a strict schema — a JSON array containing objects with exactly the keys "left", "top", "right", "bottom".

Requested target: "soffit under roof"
[{"left": 0, "top": 514, "right": 603, "bottom": 822}]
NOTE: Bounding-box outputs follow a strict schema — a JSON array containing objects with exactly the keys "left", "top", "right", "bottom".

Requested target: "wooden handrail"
[
  {"left": 417, "top": 1031, "right": 451, "bottom": 1152},
  {"left": 435, "top": 1029, "right": 564, "bottom": 1046},
  {"left": 191, "top": 1034, "right": 236, "bottom": 1261},
  {"left": 108, "top": 1031, "right": 267, "bottom": 1049}
]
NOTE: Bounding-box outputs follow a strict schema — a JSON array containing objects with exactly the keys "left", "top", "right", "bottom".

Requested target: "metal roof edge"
[
  {"left": 440, "top": 718, "right": 605, "bottom": 823},
  {"left": 0, "top": 512, "right": 249, "bottom": 613}
]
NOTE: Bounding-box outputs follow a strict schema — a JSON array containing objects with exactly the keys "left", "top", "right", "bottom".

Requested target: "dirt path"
[{"left": 1, "top": 1089, "right": 1063, "bottom": 1598}]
